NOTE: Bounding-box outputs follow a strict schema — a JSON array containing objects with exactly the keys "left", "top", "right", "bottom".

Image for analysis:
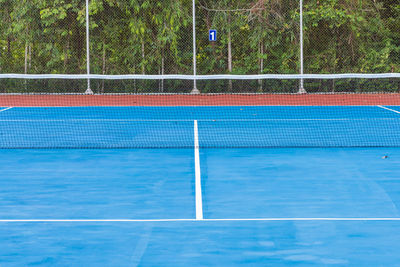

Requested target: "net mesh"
[
  {"left": 0, "top": 75, "right": 399, "bottom": 148},
  {"left": 1, "top": 1, "right": 400, "bottom": 149}
]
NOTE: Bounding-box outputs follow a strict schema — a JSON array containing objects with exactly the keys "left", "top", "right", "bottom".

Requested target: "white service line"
[
  {"left": 0, "top": 218, "right": 400, "bottom": 222},
  {"left": 203, "top": 218, "right": 400, "bottom": 221},
  {"left": 194, "top": 120, "right": 203, "bottom": 220},
  {"left": 0, "top": 118, "right": 395, "bottom": 122},
  {"left": 377, "top": 105, "right": 400, "bottom": 114},
  {"left": 0, "top": 219, "right": 194, "bottom": 222},
  {"left": 0, "top": 107, "right": 12, "bottom": 113}
]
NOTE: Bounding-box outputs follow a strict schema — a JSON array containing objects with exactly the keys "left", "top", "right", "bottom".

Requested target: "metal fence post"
[
  {"left": 298, "top": 0, "right": 306, "bottom": 94},
  {"left": 191, "top": 0, "right": 200, "bottom": 94},
  {"left": 85, "top": 0, "right": 93, "bottom": 94}
]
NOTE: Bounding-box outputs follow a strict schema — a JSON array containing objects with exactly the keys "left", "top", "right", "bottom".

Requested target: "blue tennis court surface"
[
  {"left": 2, "top": 105, "right": 400, "bottom": 148},
  {"left": 1, "top": 106, "right": 400, "bottom": 265}
]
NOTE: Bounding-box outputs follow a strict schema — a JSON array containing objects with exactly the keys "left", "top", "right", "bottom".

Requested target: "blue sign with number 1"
[{"left": 209, "top": 30, "right": 217, "bottom": 42}]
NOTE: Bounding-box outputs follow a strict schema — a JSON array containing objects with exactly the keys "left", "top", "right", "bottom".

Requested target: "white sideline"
[
  {"left": 0, "top": 218, "right": 400, "bottom": 222},
  {"left": 194, "top": 120, "right": 203, "bottom": 220},
  {"left": 377, "top": 105, "right": 400, "bottom": 114},
  {"left": 0, "top": 107, "right": 12, "bottom": 112}
]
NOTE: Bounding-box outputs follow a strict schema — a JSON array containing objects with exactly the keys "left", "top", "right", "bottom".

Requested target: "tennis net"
[{"left": 0, "top": 74, "right": 400, "bottom": 148}]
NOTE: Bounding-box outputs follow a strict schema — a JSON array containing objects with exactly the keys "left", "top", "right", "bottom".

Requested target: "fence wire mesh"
[
  {"left": 303, "top": 0, "right": 400, "bottom": 75},
  {"left": 0, "top": 0, "right": 399, "bottom": 94}
]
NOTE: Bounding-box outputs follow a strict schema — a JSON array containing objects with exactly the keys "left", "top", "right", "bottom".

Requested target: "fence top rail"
[{"left": 0, "top": 73, "right": 400, "bottom": 80}]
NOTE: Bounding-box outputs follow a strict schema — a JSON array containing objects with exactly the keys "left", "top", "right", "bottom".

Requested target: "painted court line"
[
  {"left": 0, "top": 118, "right": 399, "bottom": 122},
  {"left": 0, "top": 218, "right": 400, "bottom": 222},
  {"left": 194, "top": 120, "right": 203, "bottom": 220},
  {"left": 377, "top": 105, "right": 400, "bottom": 114},
  {"left": 0, "top": 107, "right": 12, "bottom": 112}
]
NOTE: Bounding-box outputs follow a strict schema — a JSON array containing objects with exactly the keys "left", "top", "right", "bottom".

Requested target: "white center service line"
[
  {"left": 194, "top": 120, "right": 203, "bottom": 220},
  {"left": 0, "top": 107, "right": 12, "bottom": 113},
  {"left": 377, "top": 105, "right": 400, "bottom": 114}
]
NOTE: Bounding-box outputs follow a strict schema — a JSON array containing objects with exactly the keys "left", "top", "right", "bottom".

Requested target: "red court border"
[{"left": 1, "top": 94, "right": 400, "bottom": 106}]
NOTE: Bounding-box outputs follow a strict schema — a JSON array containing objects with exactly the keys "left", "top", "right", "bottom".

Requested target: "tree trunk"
[
  {"left": 24, "top": 42, "right": 28, "bottom": 74},
  {"left": 161, "top": 48, "right": 164, "bottom": 92},
  {"left": 24, "top": 42, "right": 28, "bottom": 91},
  {"left": 141, "top": 39, "right": 145, "bottom": 75},
  {"left": 102, "top": 41, "right": 106, "bottom": 93},
  {"left": 71, "top": 12, "right": 83, "bottom": 73},
  {"left": 7, "top": 37, "right": 11, "bottom": 57},
  {"left": 28, "top": 44, "right": 31, "bottom": 71},
  {"left": 64, "top": 40, "right": 69, "bottom": 70},
  {"left": 258, "top": 40, "right": 264, "bottom": 92}
]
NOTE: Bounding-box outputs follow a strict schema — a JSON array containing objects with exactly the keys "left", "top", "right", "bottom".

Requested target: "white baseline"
[
  {"left": 0, "top": 107, "right": 12, "bottom": 113},
  {"left": 377, "top": 105, "right": 400, "bottom": 114}
]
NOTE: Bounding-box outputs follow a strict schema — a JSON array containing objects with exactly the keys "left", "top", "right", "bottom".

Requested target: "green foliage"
[
  {"left": 0, "top": 0, "right": 399, "bottom": 90},
  {"left": 303, "top": 0, "right": 399, "bottom": 73}
]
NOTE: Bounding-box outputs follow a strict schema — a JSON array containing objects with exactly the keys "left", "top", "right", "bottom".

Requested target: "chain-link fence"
[
  {"left": 302, "top": 0, "right": 400, "bottom": 93},
  {"left": 0, "top": 0, "right": 399, "bottom": 94},
  {"left": 196, "top": 0, "right": 300, "bottom": 93},
  {"left": 88, "top": 0, "right": 194, "bottom": 93},
  {"left": 0, "top": 0, "right": 90, "bottom": 93}
]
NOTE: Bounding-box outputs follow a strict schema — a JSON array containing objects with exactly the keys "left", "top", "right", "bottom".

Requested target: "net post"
[
  {"left": 190, "top": 0, "right": 200, "bottom": 94},
  {"left": 298, "top": 0, "right": 306, "bottom": 94},
  {"left": 85, "top": 0, "right": 93, "bottom": 95}
]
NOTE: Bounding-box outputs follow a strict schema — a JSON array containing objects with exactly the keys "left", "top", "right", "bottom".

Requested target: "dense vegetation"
[{"left": 0, "top": 0, "right": 399, "bottom": 93}]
